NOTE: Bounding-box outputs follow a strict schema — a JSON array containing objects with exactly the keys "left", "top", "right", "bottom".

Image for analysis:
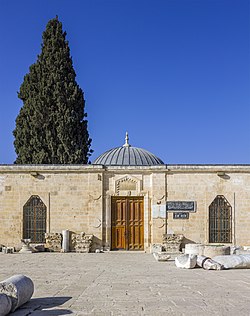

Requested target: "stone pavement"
[{"left": 0, "top": 252, "right": 250, "bottom": 315}]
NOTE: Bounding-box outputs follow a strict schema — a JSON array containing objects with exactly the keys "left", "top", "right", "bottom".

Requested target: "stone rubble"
[
  {"left": 196, "top": 255, "right": 224, "bottom": 270},
  {"left": 184, "top": 243, "right": 230, "bottom": 257},
  {"left": 71, "top": 232, "right": 93, "bottom": 253},
  {"left": 175, "top": 254, "right": 197, "bottom": 269},
  {"left": 212, "top": 254, "right": 250, "bottom": 269},
  {"left": 153, "top": 252, "right": 171, "bottom": 262},
  {"left": 45, "top": 233, "right": 62, "bottom": 252},
  {"left": 162, "top": 234, "right": 184, "bottom": 253}
]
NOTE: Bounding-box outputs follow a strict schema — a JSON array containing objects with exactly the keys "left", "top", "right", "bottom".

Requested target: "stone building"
[{"left": 0, "top": 133, "right": 249, "bottom": 251}]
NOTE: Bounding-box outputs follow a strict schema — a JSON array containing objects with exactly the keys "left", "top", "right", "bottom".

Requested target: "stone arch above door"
[{"left": 115, "top": 175, "right": 142, "bottom": 196}]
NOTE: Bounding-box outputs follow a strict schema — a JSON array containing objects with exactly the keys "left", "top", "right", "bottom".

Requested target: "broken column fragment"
[
  {"left": 212, "top": 254, "right": 250, "bottom": 269},
  {"left": 175, "top": 254, "right": 197, "bottom": 269},
  {"left": 196, "top": 255, "right": 224, "bottom": 270},
  {"left": 62, "top": 230, "right": 70, "bottom": 252},
  {"left": 0, "top": 293, "right": 12, "bottom": 315},
  {"left": 184, "top": 244, "right": 230, "bottom": 257},
  {"left": 0, "top": 274, "right": 34, "bottom": 312}
]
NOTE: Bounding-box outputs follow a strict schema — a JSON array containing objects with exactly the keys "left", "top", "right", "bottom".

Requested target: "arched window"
[
  {"left": 23, "top": 196, "right": 47, "bottom": 243},
  {"left": 209, "top": 195, "right": 232, "bottom": 243}
]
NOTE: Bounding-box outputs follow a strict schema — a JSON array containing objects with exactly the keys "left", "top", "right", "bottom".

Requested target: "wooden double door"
[{"left": 111, "top": 197, "right": 144, "bottom": 250}]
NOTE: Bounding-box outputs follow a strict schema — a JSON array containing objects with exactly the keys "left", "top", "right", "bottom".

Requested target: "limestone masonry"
[{"left": 0, "top": 162, "right": 249, "bottom": 251}]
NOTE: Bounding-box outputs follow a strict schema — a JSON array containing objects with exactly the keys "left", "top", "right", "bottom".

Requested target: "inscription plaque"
[
  {"left": 173, "top": 212, "right": 189, "bottom": 219},
  {"left": 167, "top": 201, "right": 195, "bottom": 212},
  {"left": 119, "top": 181, "right": 136, "bottom": 191}
]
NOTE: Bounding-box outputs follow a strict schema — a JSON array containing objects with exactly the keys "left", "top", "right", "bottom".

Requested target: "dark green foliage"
[{"left": 13, "top": 17, "right": 92, "bottom": 164}]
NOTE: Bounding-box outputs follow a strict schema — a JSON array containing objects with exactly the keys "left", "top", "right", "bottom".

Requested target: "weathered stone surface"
[
  {"left": 185, "top": 243, "right": 204, "bottom": 255},
  {"left": 162, "top": 234, "right": 184, "bottom": 253},
  {"left": 72, "top": 232, "right": 93, "bottom": 253},
  {"left": 0, "top": 293, "right": 12, "bottom": 315},
  {"left": 175, "top": 254, "right": 197, "bottom": 269},
  {"left": 185, "top": 244, "right": 230, "bottom": 257},
  {"left": 2, "top": 247, "right": 14, "bottom": 254},
  {"left": 213, "top": 254, "right": 250, "bottom": 269},
  {"left": 45, "top": 233, "right": 62, "bottom": 252},
  {"left": 0, "top": 275, "right": 34, "bottom": 312},
  {"left": 62, "top": 230, "right": 70, "bottom": 252},
  {"left": 1, "top": 252, "right": 250, "bottom": 314},
  {"left": 19, "top": 239, "right": 34, "bottom": 254},
  {"left": 153, "top": 252, "right": 171, "bottom": 262},
  {"left": 30, "top": 244, "right": 45, "bottom": 252},
  {"left": 150, "top": 244, "right": 163, "bottom": 254},
  {"left": 196, "top": 255, "right": 224, "bottom": 270},
  {"left": 0, "top": 164, "right": 250, "bottom": 250},
  {"left": 203, "top": 245, "right": 230, "bottom": 257}
]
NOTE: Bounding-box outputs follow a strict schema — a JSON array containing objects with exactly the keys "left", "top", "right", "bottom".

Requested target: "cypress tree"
[{"left": 13, "top": 17, "right": 92, "bottom": 164}]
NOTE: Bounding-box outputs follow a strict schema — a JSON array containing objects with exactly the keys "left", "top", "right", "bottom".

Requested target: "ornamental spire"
[{"left": 123, "top": 131, "right": 131, "bottom": 147}]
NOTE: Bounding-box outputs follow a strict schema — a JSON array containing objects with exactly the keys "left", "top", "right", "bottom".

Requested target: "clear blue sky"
[{"left": 0, "top": 0, "right": 249, "bottom": 164}]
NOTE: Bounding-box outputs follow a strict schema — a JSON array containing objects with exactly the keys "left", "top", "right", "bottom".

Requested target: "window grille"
[
  {"left": 23, "top": 195, "right": 46, "bottom": 243},
  {"left": 209, "top": 195, "right": 232, "bottom": 243}
]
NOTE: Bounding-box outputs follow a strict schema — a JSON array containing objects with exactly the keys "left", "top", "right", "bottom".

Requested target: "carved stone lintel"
[{"left": 115, "top": 175, "right": 141, "bottom": 196}]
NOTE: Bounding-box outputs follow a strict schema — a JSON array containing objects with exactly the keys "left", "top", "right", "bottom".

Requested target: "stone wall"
[
  {"left": 0, "top": 165, "right": 104, "bottom": 247},
  {"left": 166, "top": 165, "right": 250, "bottom": 246},
  {"left": 0, "top": 164, "right": 249, "bottom": 249}
]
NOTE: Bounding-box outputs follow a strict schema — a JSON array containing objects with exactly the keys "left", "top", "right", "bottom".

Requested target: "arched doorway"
[
  {"left": 23, "top": 195, "right": 47, "bottom": 243},
  {"left": 209, "top": 195, "right": 232, "bottom": 243}
]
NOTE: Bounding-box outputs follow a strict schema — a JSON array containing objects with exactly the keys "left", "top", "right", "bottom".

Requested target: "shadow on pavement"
[{"left": 12, "top": 296, "right": 73, "bottom": 315}]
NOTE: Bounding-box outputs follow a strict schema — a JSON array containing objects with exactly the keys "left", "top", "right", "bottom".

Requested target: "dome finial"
[{"left": 123, "top": 131, "right": 130, "bottom": 147}]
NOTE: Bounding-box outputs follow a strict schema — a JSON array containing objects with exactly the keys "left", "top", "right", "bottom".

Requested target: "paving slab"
[{"left": 0, "top": 252, "right": 250, "bottom": 315}]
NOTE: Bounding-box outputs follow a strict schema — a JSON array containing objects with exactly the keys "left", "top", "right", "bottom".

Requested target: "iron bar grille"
[
  {"left": 209, "top": 195, "right": 232, "bottom": 243},
  {"left": 23, "top": 196, "right": 46, "bottom": 243}
]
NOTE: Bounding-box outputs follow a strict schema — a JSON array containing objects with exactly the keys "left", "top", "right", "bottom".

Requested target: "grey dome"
[{"left": 93, "top": 133, "right": 164, "bottom": 166}]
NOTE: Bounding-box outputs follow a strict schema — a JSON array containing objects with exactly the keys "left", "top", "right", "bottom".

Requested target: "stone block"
[
  {"left": 162, "top": 234, "right": 183, "bottom": 253},
  {"left": 72, "top": 232, "right": 93, "bottom": 253},
  {"left": 2, "top": 247, "right": 14, "bottom": 254},
  {"left": 175, "top": 254, "right": 197, "bottom": 269},
  {"left": 203, "top": 245, "right": 230, "bottom": 257},
  {"left": 150, "top": 244, "right": 163, "bottom": 253},
  {"left": 185, "top": 243, "right": 204, "bottom": 255},
  {"left": 153, "top": 252, "right": 171, "bottom": 262},
  {"left": 45, "top": 233, "right": 62, "bottom": 252}
]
